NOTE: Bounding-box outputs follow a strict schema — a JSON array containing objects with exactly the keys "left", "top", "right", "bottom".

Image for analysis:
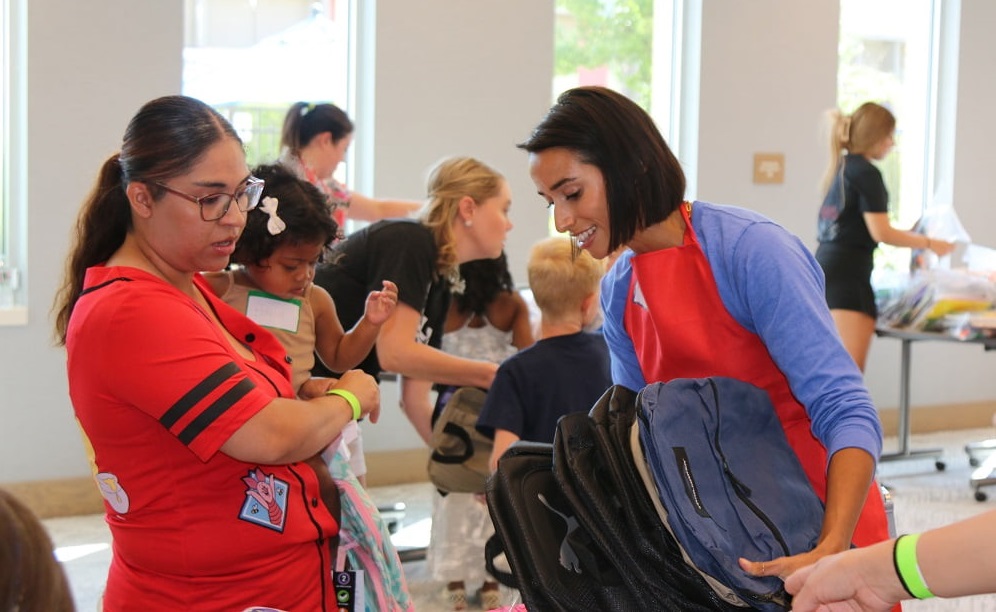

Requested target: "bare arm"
[
  {"left": 739, "top": 447, "right": 874, "bottom": 577},
  {"left": 489, "top": 429, "right": 521, "bottom": 473},
  {"left": 508, "top": 292, "right": 537, "bottom": 349},
  {"left": 863, "top": 212, "right": 955, "bottom": 256},
  {"left": 377, "top": 302, "right": 498, "bottom": 388},
  {"left": 786, "top": 509, "right": 996, "bottom": 610},
  {"left": 220, "top": 369, "right": 380, "bottom": 464},
  {"left": 815, "top": 447, "right": 876, "bottom": 552},
  {"left": 347, "top": 192, "right": 423, "bottom": 222},
  {"left": 312, "top": 282, "right": 397, "bottom": 372},
  {"left": 399, "top": 376, "right": 435, "bottom": 446}
]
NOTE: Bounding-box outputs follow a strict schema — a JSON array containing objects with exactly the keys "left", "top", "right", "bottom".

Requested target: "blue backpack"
[{"left": 636, "top": 377, "right": 825, "bottom": 611}]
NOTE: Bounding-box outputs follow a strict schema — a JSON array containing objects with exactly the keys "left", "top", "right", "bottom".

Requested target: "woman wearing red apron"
[{"left": 520, "top": 86, "right": 893, "bottom": 600}]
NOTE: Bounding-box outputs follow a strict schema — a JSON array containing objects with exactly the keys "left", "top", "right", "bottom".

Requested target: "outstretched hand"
[
  {"left": 782, "top": 541, "right": 904, "bottom": 612},
  {"left": 363, "top": 280, "right": 399, "bottom": 326}
]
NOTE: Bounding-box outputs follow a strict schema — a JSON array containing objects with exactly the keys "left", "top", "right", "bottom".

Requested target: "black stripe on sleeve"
[
  {"left": 160, "top": 362, "right": 242, "bottom": 429},
  {"left": 177, "top": 377, "right": 256, "bottom": 446}
]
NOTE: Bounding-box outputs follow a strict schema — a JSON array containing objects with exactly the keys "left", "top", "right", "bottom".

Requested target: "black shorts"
[{"left": 815, "top": 243, "right": 877, "bottom": 318}]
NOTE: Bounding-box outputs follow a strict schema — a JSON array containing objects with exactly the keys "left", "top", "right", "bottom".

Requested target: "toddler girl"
[{"left": 204, "top": 163, "right": 413, "bottom": 611}]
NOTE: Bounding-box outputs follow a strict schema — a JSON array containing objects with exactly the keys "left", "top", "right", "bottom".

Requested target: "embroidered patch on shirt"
[
  {"left": 239, "top": 468, "right": 289, "bottom": 532},
  {"left": 95, "top": 472, "right": 130, "bottom": 514}
]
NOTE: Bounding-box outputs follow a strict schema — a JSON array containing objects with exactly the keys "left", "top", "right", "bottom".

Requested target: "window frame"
[
  {"left": 838, "top": 0, "right": 957, "bottom": 281},
  {"left": 0, "top": 0, "right": 27, "bottom": 323}
]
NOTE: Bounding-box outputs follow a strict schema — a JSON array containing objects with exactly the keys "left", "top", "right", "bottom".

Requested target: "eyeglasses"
[{"left": 155, "top": 176, "right": 265, "bottom": 221}]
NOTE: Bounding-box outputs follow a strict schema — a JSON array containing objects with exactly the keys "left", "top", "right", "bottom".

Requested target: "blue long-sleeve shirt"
[{"left": 601, "top": 201, "right": 883, "bottom": 463}]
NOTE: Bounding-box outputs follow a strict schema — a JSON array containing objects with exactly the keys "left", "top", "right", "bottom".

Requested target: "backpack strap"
[
  {"left": 484, "top": 533, "right": 518, "bottom": 588},
  {"left": 429, "top": 422, "right": 474, "bottom": 464}
]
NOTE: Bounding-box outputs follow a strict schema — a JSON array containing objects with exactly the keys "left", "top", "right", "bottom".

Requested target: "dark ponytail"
[
  {"left": 280, "top": 102, "right": 354, "bottom": 156},
  {"left": 54, "top": 95, "right": 240, "bottom": 345}
]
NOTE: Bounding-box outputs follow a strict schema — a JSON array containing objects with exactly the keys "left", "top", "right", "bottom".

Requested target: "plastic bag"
[
  {"left": 910, "top": 203, "right": 971, "bottom": 272},
  {"left": 879, "top": 268, "right": 996, "bottom": 332}
]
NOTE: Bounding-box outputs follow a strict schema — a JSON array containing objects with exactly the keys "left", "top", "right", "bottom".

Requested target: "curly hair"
[
  {"left": 452, "top": 252, "right": 515, "bottom": 316},
  {"left": 230, "top": 163, "right": 338, "bottom": 267}
]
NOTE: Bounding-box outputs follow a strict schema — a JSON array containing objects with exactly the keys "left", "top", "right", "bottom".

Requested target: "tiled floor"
[{"left": 45, "top": 481, "right": 518, "bottom": 611}]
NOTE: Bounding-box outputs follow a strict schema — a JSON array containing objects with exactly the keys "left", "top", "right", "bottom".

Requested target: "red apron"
[{"left": 624, "top": 203, "right": 889, "bottom": 548}]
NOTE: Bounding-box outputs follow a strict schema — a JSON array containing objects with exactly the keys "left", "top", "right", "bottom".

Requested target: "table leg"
[{"left": 880, "top": 339, "right": 944, "bottom": 468}]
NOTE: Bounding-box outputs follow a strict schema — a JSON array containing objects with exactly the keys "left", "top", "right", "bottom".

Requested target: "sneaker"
[{"left": 443, "top": 584, "right": 467, "bottom": 611}]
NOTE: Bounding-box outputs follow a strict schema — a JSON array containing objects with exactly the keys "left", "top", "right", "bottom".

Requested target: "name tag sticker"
[{"left": 245, "top": 291, "right": 302, "bottom": 333}]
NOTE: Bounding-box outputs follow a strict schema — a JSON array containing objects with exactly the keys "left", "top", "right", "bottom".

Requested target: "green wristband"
[
  {"left": 326, "top": 388, "right": 362, "bottom": 421},
  {"left": 894, "top": 533, "right": 935, "bottom": 599}
]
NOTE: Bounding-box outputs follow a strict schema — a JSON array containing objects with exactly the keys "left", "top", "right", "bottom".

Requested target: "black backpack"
[
  {"left": 485, "top": 441, "right": 644, "bottom": 611},
  {"left": 485, "top": 385, "right": 745, "bottom": 611}
]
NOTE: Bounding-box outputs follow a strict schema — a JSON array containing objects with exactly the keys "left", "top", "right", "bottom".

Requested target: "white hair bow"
[{"left": 259, "top": 196, "right": 286, "bottom": 236}]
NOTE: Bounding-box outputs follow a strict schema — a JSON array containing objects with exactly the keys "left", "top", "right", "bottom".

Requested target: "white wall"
[
  {"left": 696, "top": 1, "right": 839, "bottom": 243},
  {"left": 951, "top": 1, "right": 996, "bottom": 249},
  {"left": 369, "top": 0, "right": 555, "bottom": 282},
  {"left": 1, "top": 0, "right": 994, "bottom": 489},
  {"left": 0, "top": 1, "right": 183, "bottom": 484}
]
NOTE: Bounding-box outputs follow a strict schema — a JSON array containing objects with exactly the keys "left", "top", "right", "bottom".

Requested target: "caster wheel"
[
  {"left": 975, "top": 490, "right": 988, "bottom": 502},
  {"left": 970, "top": 457, "right": 980, "bottom": 467},
  {"left": 935, "top": 461, "right": 946, "bottom": 471}
]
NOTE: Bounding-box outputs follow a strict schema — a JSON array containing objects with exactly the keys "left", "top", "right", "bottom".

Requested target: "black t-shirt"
[
  {"left": 476, "top": 332, "right": 612, "bottom": 443},
  {"left": 817, "top": 153, "right": 889, "bottom": 250},
  {"left": 312, "top": 219, "right": 450, "bottom": 380}
]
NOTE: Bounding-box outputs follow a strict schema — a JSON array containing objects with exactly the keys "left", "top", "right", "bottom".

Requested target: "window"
[
  {"left": 182, "top": 0, "right": 351, "bottom": 168},
  {"left": 553, "top": 0, "right": 656, "bottom": 109},
  {"left": 0, "top": 0, "right": 25, "bottom": 318},
  {"left": 838, "top": 0, "right": 943, "bottom": 280},
  {"left": 552, "top": 0, "right": 688, "bottom": 233},
  {"left": 0, "top": 0, "right": 7, "bottom": 262}
]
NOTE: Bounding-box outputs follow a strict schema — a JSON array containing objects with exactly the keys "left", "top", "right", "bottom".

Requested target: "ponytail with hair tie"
[{"left": 838, "top": 114, "right": 852, "bottom": 147}]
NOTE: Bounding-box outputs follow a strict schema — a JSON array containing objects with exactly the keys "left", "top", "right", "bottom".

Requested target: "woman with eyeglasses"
[
  {"left": 53, "top": 95, "right": 380, "bottom": 611},
  {"left": 280, "top": 101, "right": 422, "bottom": 229}
]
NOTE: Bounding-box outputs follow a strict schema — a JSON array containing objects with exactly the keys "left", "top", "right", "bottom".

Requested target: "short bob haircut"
[{"left": 517, "top": 86, "right": 686, "bottom": 254}]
